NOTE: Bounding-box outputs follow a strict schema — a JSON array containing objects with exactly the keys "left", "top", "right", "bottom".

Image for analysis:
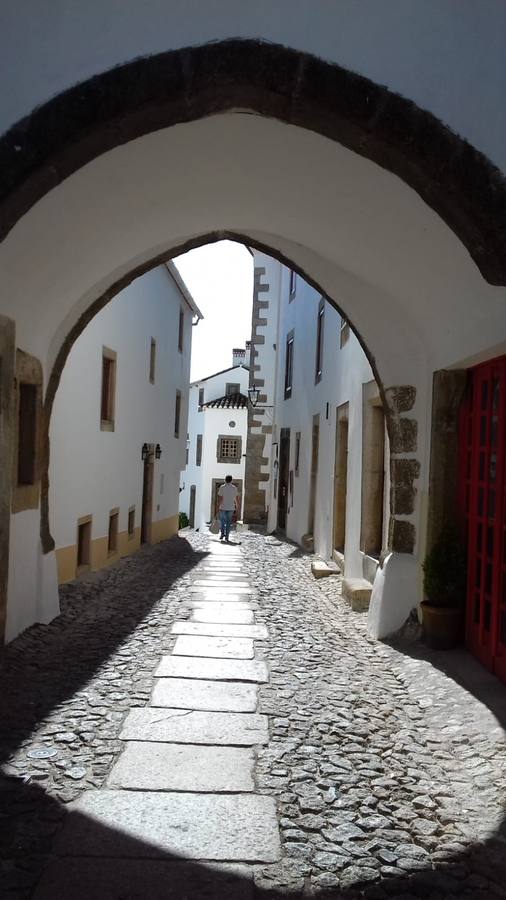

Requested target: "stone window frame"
[
  {"left": 107, "top": 506, "right": 120, "bottom": 556},
  {"left": 315, "top": 297, "right": 325, "bottom": 384},
  {"left": 225, "top": 382, "right": 241, "bottom": 397},
  {"left": 100, "top": 346, "right": 117, "bottom": 432},
  {"left": 284, "top": 329, "right": 294, "bottom": 400},
  {"left": 174, "top": 390, "right": 182, "bottom": 438},
  {"left": 216, "top": 434, "right": 242, "bottom": 464},
  {"left": 11, "top": 349, "right": 43, "bottom": 514},
  {"left": 76, "top": 514, "right": 92, "bottom": 575},
  {"left": 196, "top": 434, "right": 203, "bottom": 466},
  {"left": 149, "top": 337, "right": 156, "bottom": 384},
  {"left": 294, "top": 431, "right": 301, "bottom": 476},
  {"left": 127, "top": 505, "right": 136, "bottom": 539}
]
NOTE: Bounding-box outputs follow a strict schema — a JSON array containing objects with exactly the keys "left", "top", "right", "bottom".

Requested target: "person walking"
[{"left": 217, "top": 475, "right": 239, "bottom": 543}]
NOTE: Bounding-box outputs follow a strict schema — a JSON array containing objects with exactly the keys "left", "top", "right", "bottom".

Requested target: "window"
[
  {"left": 340, "top": 317, "right": 350, "bottom": 349},
  {"left": 174, "top": 390, "right": 181, "bottom": 438},
  {"left": 198, "top": 387, "right": 204, "bottom": 408},
  {"left": 108, "top": 508, "right": 119, "bottom": 554},
  {"left": 128, "top": 506, "right": 135, "bottom": 538},
  {"left": 77, "top": 516, "right": 92, "bottom": 572},
  {"left": 101, "top": 347, "right": 116, "bottom": 430},
  {"left": 294, "top": 432, "right": 301, "bottom": 476},
  {"left": 149, "top": 338, "right": 156, "bottom": 383},
  {"left": 284, "top": 330, "right": 294, "bottom": 399},
  {"left": 315, "top": 298, "right": 325, "bottom": 383},
  {"left": 17, "top": 383, "right": 37, "bottom": 485},
  {"left": 226, "top": 382, "right": 240, "bottom": 396},
  {"left": 185, "top": 434, "right": 190, "bottom": 466},
  {"left": 196, "top": 434, "right": 203, "bottom": 466},
  {"left": 178, "top": 308, "right": 184, "bottom": 352},
  {"left": 217, "top": 435, "right": 242, "bottom": 463},
  {"left": 289, "top": 269, "right": 297, "bottom": 300}
]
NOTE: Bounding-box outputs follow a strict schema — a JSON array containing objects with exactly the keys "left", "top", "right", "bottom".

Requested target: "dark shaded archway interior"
[{"left": 1, "top": 39, "right": 506, "bottom": 285}]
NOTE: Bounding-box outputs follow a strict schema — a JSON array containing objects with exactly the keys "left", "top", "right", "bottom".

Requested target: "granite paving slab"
[
  {"left": 55, "top": 791, "right": 281, "bottom": 861},
  {"left": 193, "top": 579, "right": 250, "bottom": 587},
  {"left": 33, "top": 859, "right": 254, "bottom": 900},
  {"left": 154, "top": 656, "right": 268, "bottom": 682},
  {"left": 171, "top": 622, "right": 268, "bottom": 639},
  {"left": 107, "top": 741, "right": 255, "bottom": 790},
  {"left": 172, "top": 635, "right": 254, "bottom": 659},
  {"left": 189, "top": 586, "right": 254, "bottom": 594},
  {"left": 191, "top": 606, "right": 254, "bottom": 624},
  {"left": 189, "top": 595, "right": 255, "bottom": 605},
  {"left": 120, "top": 708, "right": 269, "bottom": 745},
  {"left": 151, "top": 677, "right": 258, "bottom": 712}
]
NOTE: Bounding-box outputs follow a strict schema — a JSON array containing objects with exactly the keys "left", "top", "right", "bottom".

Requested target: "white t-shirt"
[{"left": 218, "top": 482, "right": 238, "bottom": 511}]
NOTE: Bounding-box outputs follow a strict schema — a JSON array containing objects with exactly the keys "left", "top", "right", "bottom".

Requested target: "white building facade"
[
  {"left": 5, "top": 263, "right": 199, "bottom": 642},
  {"left": 245, "top": 251, "right": 389, "bottom": 601},
  {"left": 180, "top": 355, "right": 249, "bottom": 532}
]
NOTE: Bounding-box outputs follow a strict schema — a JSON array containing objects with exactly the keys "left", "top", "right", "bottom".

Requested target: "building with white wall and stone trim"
[
  {"left": 244, "top": 251, "right": 390, "bottom": 620},
  {"left": 5, "top": 262, "right": 201, "bottom": 643},
  {"left": 180, "top": 352, "right": 250, "bottom": 532}
]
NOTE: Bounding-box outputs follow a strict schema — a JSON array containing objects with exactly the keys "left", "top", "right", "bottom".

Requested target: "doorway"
[
  {"left": 277, "top": 428, "right": 291, "bottom": 530},
  {"left": 211, "top": 478, "right": 243, "bottom": 521},
  {"left": 333, "top": 404, "right": 349, "bottom": 554},
  {"left": 460, "top": 357, "right": 506, "bottom": 683},
  {"left": 141, "top": 451, "right": 154, "bottom": 544},
  {"left": 189, "top": 485, "right": 196, "bottom": 528},
  {"left": 308, "top": 416, "right": 320, "bottom": 535}
]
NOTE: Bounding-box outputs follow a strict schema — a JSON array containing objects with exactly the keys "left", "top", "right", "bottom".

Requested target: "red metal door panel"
[{"left": 462, "top": 357, "right": 506, "bottom": 683}]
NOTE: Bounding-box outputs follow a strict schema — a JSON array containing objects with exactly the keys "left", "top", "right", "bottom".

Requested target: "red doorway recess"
[{"left": 460, "top": 356, "right": 506, "bottom": 683}]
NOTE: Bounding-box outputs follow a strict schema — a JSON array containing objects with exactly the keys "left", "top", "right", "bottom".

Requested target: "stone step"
[
  {"left": 172, "top": 635, "right": 254, "bottom": 659},
  {"left": 311, "top": 559, "right": 341, "bottom": 579},
  {"left": 171, "top": 621, "right": 268, "bottom": 640},
  {"left": 108, "top": 742, "right": 255, "bottom": 791},
  {"left": 54, "top": 790, "right": 280, "bottom": 862},
  {"left": 154, "top": 656, "right": 268, "bottom": 683},
  {"left": 33, "top": 859, "right": 254, "bottom": 900},
  {"left": 342, "top": 577, "right": 373, "bottom": 611},
  {"left": 151, "top": 677, "right": 258, "bottom": 712},
  {"left": 120, "top": 708, "right": 269, "bottom": 745},
  {"left": 191, "top": 606, "right": 254, "bottom": 625}
]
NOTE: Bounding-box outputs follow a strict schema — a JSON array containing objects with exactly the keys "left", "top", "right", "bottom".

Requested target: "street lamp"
[
  {"left": 155, "top": 443, "right": 162, "bottom": 459},
  {"left": 141, "top": 442, "right": 149, "bottom": 461},
  {"left": 248, "top": 386, "right": 260, "bottom": 407}
]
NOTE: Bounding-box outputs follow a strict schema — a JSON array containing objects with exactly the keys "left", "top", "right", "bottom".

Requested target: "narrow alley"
[{"left": 1, "top": 530, "right": 506, "bottom": 899}]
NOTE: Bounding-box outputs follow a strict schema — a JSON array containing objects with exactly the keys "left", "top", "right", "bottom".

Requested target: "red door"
[{"left": 461, "top": 357, "right": 506, "bottom": 682}]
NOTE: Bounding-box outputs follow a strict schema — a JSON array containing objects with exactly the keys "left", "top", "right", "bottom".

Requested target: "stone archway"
[{"left": 1, "top": 39, "right": 505, "bottom": 285}]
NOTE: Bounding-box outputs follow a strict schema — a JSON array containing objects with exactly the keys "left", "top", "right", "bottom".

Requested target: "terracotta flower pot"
[{"left": 421, "top": 603, "right": 464, "bottom": 650}]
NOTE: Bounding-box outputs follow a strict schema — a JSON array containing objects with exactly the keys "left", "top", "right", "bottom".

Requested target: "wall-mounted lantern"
[
  {"left": 247, "top": 386, "right": 260, "bottom": 407},
  {"left": 141, "top": 442, "right": 149, "bottom": 461},
  {"left": 155, "top": 443, "right": 162, "bottom": 459}
]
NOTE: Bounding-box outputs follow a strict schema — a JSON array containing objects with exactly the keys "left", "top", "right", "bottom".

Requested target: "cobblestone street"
[{"left": 1, "top": 530, "right": 506, "bottom": 899}]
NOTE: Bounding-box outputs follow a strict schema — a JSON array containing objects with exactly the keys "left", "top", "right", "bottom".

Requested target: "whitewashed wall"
[
  {"left": 180, "top": 365, "right": 249, "bottom": 531},
  {"left": 6, "top": 264, "right": 193, "bottom": 642},
  {"left": 260, "top": 256, "right": 387, "bottom": 583}
]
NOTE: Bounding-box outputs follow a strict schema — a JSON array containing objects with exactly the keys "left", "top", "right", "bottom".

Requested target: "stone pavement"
[{"left": 1, "top": 531, "right": 506, "bottom": 898}]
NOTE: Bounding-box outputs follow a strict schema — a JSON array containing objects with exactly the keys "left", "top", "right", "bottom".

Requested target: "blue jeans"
[{"left": 219, "top": 509, "right": 233, "bottom": 540}]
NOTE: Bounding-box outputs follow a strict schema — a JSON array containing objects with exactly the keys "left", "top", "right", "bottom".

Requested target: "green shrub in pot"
[{"left": 421, "top": 526, "right": 467, "bottom": 648}]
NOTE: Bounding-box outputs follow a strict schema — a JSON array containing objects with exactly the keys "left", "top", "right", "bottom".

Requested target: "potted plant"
[{"left": 421, "top": 526, "right": 467, "bottom": 649}]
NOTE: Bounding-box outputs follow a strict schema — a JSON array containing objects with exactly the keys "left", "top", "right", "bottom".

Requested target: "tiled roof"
[{"left": 203, "top": 393, "right": 248, "bottom": 410}]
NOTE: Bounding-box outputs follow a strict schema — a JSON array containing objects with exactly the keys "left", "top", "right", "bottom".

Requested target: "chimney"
[{"left": 232, "top": 347, "right": 246, "bottom": 367}]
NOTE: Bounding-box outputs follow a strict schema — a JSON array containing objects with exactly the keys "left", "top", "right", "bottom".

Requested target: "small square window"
[
  {"left": 284, "top": 331, "right": 294, "bottom": 400},
  {"left": 196, "top": 434, "right": 203, "bottom": 466},
  {"left": 101, "top": 347, "right": 117, "bottom": 430},
  {"left": 315, "top": 298, "right": 325, "bottom": 384},
  {"left": 289, "top": 270, "right": 297, "bottom": 300},
  {"left": 226, "top": 382, "right": 240, "bottom": 397},
  {"left": 198, "top": 388, "right": 205, "bottom": 408},
  {"left": 217, "top": 435, "right": 242, "bottom": 463}
]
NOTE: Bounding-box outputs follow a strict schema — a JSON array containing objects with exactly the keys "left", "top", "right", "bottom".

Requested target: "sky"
[{"left": 174, "top": 241, "right": 254, "bottom": 382}]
